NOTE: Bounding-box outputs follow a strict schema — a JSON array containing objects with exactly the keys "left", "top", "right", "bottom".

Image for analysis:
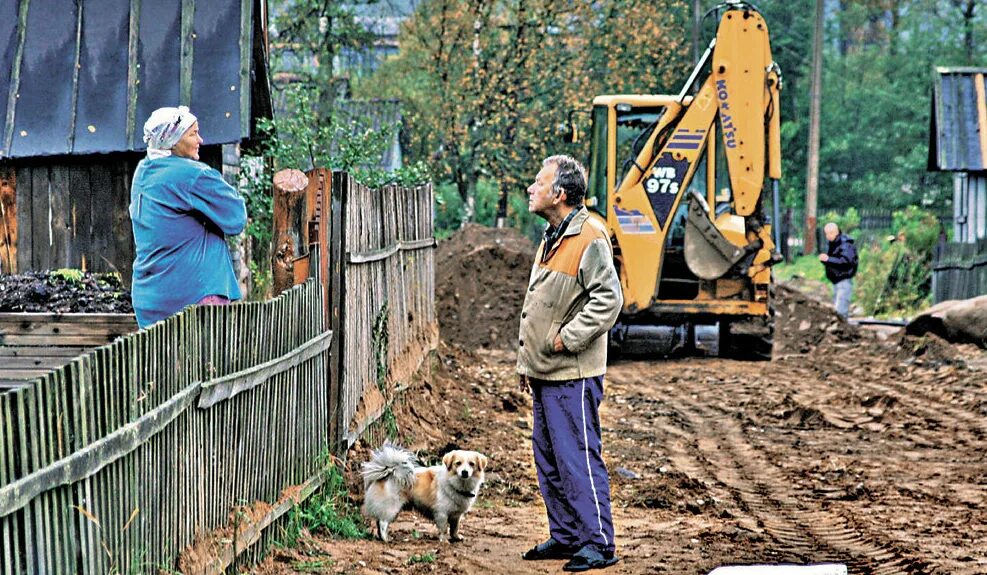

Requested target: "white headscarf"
[{"left": 142, "top": 106, "right": 197, "bottom": 159}]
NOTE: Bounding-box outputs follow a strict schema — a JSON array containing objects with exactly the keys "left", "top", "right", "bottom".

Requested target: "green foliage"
[
  {"left": 892, "top": 205, "right": 943, "bottom": 256},
  {"left": 292, "top": 558, "right": 336, "bottom": 572},
  {"left": 433, "top": 178, "right": 542, "bottom": 240},
  {"left": 51, "top": 268, "right": 84, "bottom": 283},
  {"left": 354, "top": 0, "right": 691, "bottom": 226},
  {"left": 407, "top": 552, "right": 437, "bottom": 565},
  {"left": 270, "top": 0, "right": 375, "bottom": 84},
  {"left": 277, "top": 459, "right": 367, "bottom": 547},
  {"left": 851, "top": 206, "right": 941, "bottom": 317},
  {"left": 238, "top": 84, "right": 430, "bottom": 299},
  {"left": 821, "top": 207, "right": 860, "bottom": 235}
]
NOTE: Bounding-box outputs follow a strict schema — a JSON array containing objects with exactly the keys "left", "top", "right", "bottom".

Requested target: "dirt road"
[
  {"left": 257, "top": 333, "right": 986, "bottom": 575},
  {"left": 256, "top": 226, "right": 986, "bottom": 574}
]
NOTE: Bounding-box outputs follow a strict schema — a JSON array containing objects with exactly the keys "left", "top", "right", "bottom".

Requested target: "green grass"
[
  {"left": 407, "top": 552, "right": 437, "bottom": 565},
  {"left": 276, "top": 460, "right": 368, "bottom": 548},
  {"left": 773, "top": 255, "right": 826, "bottom": 282},
  {"left": 292, "top": 558, "right": 335, "bottom": 572}
]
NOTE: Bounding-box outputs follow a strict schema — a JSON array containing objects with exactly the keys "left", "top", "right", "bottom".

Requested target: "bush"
[
  {"left": 434, "top": 178, "right": 542, "bottom": 241},
  {"left": 821, "top": 206, "right": 860, "bottom": 235},
  {"left": 238, "top": 84, "right": 430, "bottom": 298},
  {"left": 277, "top": 460, "right": 367, "bottom": 548},
  {"left": 854, "top": 206, "right": 940, "bottom": 317}
]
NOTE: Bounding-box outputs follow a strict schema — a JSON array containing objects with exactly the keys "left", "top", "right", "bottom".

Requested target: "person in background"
[
  {"left": 517, "top": 155, "right": 623, "bottom": 572},
  {"left": 129, "top": 106, "right": 247, "bottom": 328},
  {"left": 819, "top": 222, "right": 858, "bottom": 319}
]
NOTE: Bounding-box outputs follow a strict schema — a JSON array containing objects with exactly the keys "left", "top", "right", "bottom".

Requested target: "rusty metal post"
[{"left": 272, "top": 169, "right": 309, "bottom": 295}]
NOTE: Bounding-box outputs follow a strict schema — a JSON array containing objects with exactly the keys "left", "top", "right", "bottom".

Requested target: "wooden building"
[
  {"left": 0, "top": 0, "right": 272, "bottom": 281},
  {"left": 929, "top": 67, "right": 987, "bottom": 300}
]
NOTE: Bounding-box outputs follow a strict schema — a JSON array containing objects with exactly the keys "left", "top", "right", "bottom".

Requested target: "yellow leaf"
[
  {"left": 123, "top": 507, "right": 140, "bottom": 531},
  {"left": 72, "top": 505, "right": 101, "bottom": 529}
]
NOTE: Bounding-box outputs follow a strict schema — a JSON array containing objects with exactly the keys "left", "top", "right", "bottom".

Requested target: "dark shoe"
[
  {"left": 521, "top": 538, "right": 579, "bottom": 560},
  {"left": 562, "top": 547, "right": 619, "bottom": 572}
]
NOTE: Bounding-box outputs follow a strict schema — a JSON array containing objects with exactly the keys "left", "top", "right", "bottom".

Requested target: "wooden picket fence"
[
  {"left": 932, "top": 239, "right": 987, "bottom": 302},
  {"left": 327, "top": 172, "right": 437, "bottom": 451},
  {"left": 0, "top": 280, "right": 330, "bottom": 573},
  {"left": 0, "top": 171, "right": 437, "bottom": 572}
]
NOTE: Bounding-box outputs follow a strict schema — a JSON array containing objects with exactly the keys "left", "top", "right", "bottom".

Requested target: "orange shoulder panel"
[{"left": 540, "top": 221, "right": 606, "bottom": 277}]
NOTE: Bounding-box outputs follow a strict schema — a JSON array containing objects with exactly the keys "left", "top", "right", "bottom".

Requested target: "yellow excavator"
[{"left": 579, "top": 1, "right": 782, "bottom": 359}]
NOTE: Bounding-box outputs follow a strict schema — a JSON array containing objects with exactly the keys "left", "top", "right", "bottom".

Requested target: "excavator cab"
[{"left": 582, "top": 2, "right": 782, "bottom": 360}]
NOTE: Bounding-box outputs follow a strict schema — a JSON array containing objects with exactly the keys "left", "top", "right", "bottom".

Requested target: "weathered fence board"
[
  {"left": 932, "top": 239, "right": 987, "bottom": 302},
  {"left": 7, "top": 157, "right": 138, "bottom": 277},
  {"left": 328, "top": 174, "right": 437, "bottom": 450}
]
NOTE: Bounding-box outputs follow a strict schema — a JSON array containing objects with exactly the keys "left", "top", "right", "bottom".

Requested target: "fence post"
[
  {"left": 271, "top": 169, "right": 310, "bottom": 295},
  {"left": 328, "top": 171, "right": 349, "bottom": 455}
]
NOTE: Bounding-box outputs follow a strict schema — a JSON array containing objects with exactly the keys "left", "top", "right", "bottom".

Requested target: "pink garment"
[{"left": 197, "top": 294, "right": 231, "bottom": 306}]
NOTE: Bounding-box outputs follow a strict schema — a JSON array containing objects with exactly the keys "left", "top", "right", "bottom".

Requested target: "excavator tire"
[
  {"left": 722, "top": 322, "right": 773, "bottom": 361},
  {"left": 722, "top": 288, "right": 775, "bottom": 361}
]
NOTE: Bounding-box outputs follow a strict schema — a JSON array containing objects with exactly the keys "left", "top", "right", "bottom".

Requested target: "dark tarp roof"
[
  {"left": 929, "top": 67, "right": 987, "bottom": 172},
  {"left": 0, "top": 0, "right": 271, "bottom": 159}
]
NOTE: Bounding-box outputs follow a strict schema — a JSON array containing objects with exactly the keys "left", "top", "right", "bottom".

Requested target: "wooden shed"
[
  {"left": 0, "top": 0, "right": 272, "bottom": 280},
  {"left": 928, "top": 67, "right": 987, "bottom": 300}
]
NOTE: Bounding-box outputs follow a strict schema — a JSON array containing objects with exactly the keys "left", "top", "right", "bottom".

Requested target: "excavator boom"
[{"left": 582, "top": 2, "right": 782, "bottom": 359}]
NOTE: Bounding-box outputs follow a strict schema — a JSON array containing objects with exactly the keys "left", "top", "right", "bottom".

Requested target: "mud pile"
[
  {"left": 0, "top": 270, "right": 133, "bottom": 313},
  {"left": 436, "top": 224, "right": 535, "bottom": 351},
  {"left": 773, "top": 282, "right": 859, "bottom": 356}
]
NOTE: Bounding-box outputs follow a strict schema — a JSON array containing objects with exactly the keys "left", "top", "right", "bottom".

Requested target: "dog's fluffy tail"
[{"left": 361, "top": 442, "right": 416, "bottom": 488}]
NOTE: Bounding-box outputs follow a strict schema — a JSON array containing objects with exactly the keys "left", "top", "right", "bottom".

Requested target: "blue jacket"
[
  {"left": 824, "top": 233, "right": 858, "bottom": 284},
  {"left": 129, "top": 156, "right": 247, "bottom": 328}
]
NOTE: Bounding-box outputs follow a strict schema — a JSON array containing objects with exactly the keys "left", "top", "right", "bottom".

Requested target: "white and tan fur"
[{"left": 361, "top": 444, "right": 487, "bottom": 542}]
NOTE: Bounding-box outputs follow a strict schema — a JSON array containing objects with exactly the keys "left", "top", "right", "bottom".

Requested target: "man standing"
[
  {"left": 517, "top": 155, "right": 623, "bottom": 572},
  {"left": 819, "top": 222, "right": 858, "bottom": 318}
]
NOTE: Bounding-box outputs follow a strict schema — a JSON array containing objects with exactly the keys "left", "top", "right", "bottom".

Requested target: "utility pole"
[
  {"left": 693, "top": 0, "right": 702, "bottom": 64},
  {"left": 804, "top": 0, "right": 824, "bottom": 254}
]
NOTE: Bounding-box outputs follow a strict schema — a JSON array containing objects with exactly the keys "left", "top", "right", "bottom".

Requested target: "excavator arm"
[{"left": 607, "top": 3, "right": 781, "bottom": 313}]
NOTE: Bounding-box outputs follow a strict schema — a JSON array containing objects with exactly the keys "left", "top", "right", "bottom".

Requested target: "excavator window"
[
  {"left": 586, "top": 105, "right": 609, "bottom": 217},
  {"left": 616, "top": 106, "right": 664, "bottom": 190}
]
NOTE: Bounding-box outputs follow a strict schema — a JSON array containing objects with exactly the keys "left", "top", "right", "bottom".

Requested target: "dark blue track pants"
[{"left": 531, "top": 375, "right": 615, "bottom": 553}]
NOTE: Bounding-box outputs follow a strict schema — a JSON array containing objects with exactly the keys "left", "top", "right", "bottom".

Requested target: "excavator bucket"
[{"left": 684, "top": 192, "right": 744, "bottom": 280}]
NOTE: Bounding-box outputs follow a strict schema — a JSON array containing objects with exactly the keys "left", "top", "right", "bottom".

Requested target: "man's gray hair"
[{"left": 544, "top": 155, "right": 587, "bottom": 207}]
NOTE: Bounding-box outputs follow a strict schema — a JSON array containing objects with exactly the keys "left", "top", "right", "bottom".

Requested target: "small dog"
[{"left": 361, "top": 443, "right": 487, "bottom": 542}]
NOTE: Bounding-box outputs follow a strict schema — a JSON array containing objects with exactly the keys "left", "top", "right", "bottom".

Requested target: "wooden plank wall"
[
  {"left": 5, "top": 155, "right": 138, "bottom": 280},
  {"left": 329, "top": 173, "right": 437, "bottom": 449},
  {"left": 0, "top": 280, "right": 329, "bottom": 573},
  {"left": 0, "top": 313, "right": 138, "bottom": 386},
  {"left": 932, "top": 239, "right": 987, "bottom": 302}
]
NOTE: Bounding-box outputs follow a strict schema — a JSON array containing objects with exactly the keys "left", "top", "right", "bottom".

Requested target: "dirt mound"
[
  {"left": 0, "top": 270, "right": 133, "bottom": 313},
  {"left": 436, "top": 224, "right": 535, "bottom": 351},
  {"left": 435, "top": 226, "right": 861, "bottom": 358},
  {"left": 906, "top": 295, "right": 987, "bottom": 349},
  {"left": 774, "top": 282, "right": 859, "bottom": 355}
]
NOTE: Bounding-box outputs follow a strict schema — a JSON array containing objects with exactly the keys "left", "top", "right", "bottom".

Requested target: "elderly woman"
[{"left": 129, "top": 106, "right": 247, "bottom": 328}]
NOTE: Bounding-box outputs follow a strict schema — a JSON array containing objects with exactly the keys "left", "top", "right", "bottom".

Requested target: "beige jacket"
[{"left": 516, "top": 207, "right": 623, "bottom": 381}]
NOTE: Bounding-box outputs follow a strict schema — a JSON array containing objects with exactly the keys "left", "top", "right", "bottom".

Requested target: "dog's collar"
[{"left": 454, "top": 487, "right": 477, "bottom": 498}]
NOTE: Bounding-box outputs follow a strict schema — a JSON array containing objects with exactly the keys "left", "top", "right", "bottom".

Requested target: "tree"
[{"left": 356, "top": 0, "right": 690, "bottom": 227}]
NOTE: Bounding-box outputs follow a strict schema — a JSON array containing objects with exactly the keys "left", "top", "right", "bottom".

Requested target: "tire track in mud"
[
  {"left": 651, "top": 391, "right": 937, "bottom": 575},
  {"left": 778, "top": 361, "right": 987, "bottom": 449}
]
